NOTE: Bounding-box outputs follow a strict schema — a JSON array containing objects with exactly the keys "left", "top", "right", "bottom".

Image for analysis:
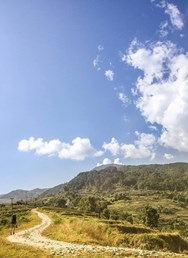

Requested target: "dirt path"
[{"left": 7, "top": 209, "right": 187, "bottom": 257}]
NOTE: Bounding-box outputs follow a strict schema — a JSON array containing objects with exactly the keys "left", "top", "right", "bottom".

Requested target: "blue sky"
[{"left": 0, "top": 0, "right": 188, "bottom": 193}]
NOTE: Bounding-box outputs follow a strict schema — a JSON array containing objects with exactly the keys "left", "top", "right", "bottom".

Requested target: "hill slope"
[{"left": 39, "top": 162, "right": 188, "bottom": 199}]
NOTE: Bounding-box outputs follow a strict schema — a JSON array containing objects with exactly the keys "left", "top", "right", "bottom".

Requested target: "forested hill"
[{"left": 44, "top": 162, "right": 188, "bottom": 197}]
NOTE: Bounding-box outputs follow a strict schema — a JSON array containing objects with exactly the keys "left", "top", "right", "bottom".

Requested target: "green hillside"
[{"left": 40, "top": 163, "right": 188, "bottom": 197}]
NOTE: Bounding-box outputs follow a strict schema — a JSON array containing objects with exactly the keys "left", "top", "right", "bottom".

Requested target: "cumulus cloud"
[
  {"left": 103, "top": 137, "right": 120, "bottom": 156},
  {"left": 103, "top": 132, "right": 156, "bottom": 160},
  {"left": 164, "top": 153, "right": 174, "bottom": 160},
  {"left": 121, "top": 132, "right": 156, "bottom": 159},
  {"left": 18, "top": 137, "right": 103, "bottom": 161},
  {"left": 123, "top": 39, "right": 188, "bottom": 152},
  {"left": 97, "top": 158, "right": 112, "bottom": 167},
  {"left": 97, "top": 157, "right": 123, "bottom": 167},
  {"left": 114, "top": 158, "right": 123, "bottom": 165},
  {"left": 105, "top": 70, "right": 114, "bottom": 81}
]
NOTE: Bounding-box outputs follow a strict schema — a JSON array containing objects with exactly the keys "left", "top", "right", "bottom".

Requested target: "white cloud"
[
  {"left": 118, "top": 92, "right": 129, "bottom": 105},
  {"left": 165, "top": 2, "right": 184, "bottom": 30},
  {"left": 105, "top": 70, "right": 114, "bottom": 81},
  {"left": 18, "top": 137, "right": 44, "bottom": 152},
  {"left": 124, "top": 39, "right": 188, "bottom": 152},
  {"left": 149, "top": 125, "right": 158, "bottom": 131},
  {"left": 135, "top": 131, "right": 156, "bottom": 146},
  {"left": 121, "top": 132, "right": 156, "bottom": 159},
  {"left": 114, "top": 158, "right": 123, "bottom": 165},
  {"left": 97, "top": 158, "right": 112, "bottom": 167},
  {"left": 18, "top": 137, "right": 103, "bottom": 161},
  {"left": 121, "top": 144, "right": 155, "bottom": 160},
  {"left": 123, "top": 39, "right": 175, "bottom": 84},
  {"left": 103, "top": 132, "right": 156, "bottom": 160},
  {"left": 152, "top": 0, "right": 184, "bottom": 30},
  {"left": 97, "top": 157, "right": 123, "bottom": 167},
  {"left": 164, "top": 153, "right": 174, "bottom": 160},
  {"left": 103, "top": 137, "right": 120, "bottom": 156}
]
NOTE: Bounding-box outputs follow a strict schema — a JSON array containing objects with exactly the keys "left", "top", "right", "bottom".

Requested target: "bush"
[
  {"left": 102, "top": 209, "right": 110, "bottom": 219},
  {"left": 141, "top": 205, "right": 159, "bottom": 228}
]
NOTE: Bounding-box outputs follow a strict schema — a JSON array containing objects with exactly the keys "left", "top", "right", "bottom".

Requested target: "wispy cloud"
[
  {"left": 152, "top": 0, "right": 184, "bottom": 31},
  {"left": 105, "top": 70, "right": 114, "bottom": 81},
  {"left": 158, "top": 20, "right": 169, "bottom": 37},
  {"left": 98, "top": 45, "right": 104, "bottom": 51},
  {"left": 165, "top": 2, "right": 184, "bottom": 30},
  {"left": 18, "top": 137, "right": 103, "bottom": 161},
  {"left": 93, "top": 45, "right": 104, "bottom": 71},
  {"left": 93, "top": 55, "right": 102, "bottom": 71},
  {"left": 118, "top": 92, "right": 129, "bottom": 106}
]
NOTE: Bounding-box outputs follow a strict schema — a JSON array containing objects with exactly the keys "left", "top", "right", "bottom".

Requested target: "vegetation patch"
[
  {"left": 117, "top": 233, "right": 188, "bottom": 253},
  {"left": 43, "top": 209, "right": 188, "bottom": 253}
]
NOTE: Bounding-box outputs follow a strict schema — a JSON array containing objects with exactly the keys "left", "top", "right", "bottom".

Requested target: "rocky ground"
[{"left": 7, "top": 209, "right": 188, "bottom": 257}]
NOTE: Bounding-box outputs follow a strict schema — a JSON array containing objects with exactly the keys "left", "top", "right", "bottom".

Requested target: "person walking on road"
[{"left": 10, "top": 214, "right": 17, "bottom": 235}]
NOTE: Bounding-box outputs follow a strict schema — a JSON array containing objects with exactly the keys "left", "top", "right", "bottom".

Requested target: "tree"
[
  {"left": 78, "top": 196, "right": 108, "bottom": 215},
  {"left": 102, "top": 208, "right": 110, "bottom": 219},
  {"left": 78, "top": 196, "right": 97, "bottom": 212},
  {"left": 141, "top": 205, "right": 159, "bottom": 228},
  {"left": 56, "top": 198, "right": 67, "bottom": 208}
]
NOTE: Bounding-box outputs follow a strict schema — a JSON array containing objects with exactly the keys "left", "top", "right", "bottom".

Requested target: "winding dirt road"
[{"left": 7, "top": 209, "right": 187, "bottom": 257}]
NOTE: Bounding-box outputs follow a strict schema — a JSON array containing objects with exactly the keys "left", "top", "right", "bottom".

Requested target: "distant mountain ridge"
[
  {"left": 0, "top": 188, "right": 48, "bottom": 203},
  {"left": 39, "top": 183, "right": 67, "bottom": 198}
]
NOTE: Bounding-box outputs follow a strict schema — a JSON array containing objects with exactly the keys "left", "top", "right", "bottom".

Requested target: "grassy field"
[
  {"left": 42, "top": 207, "right": 188, "bottom": 254},
  {"left": 0, "top": 205, "right": 53, "bottom": 258}
]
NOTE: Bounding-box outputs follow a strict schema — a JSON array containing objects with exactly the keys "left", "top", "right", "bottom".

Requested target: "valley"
[{"left": 1, "top": 163, "right": 188, "bottom": 257}]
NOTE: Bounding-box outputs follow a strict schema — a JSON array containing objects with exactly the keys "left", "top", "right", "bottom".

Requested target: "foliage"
[
  {"left": 56, "top": 163, "right": 188, "bottom": 195},
  {"left": 102, "top": 209, "right": 110, "bottom": 219},
  {"left": 141, "top": 206, "right": 160, "bottom": 228},
  {"left": 56, "top": 198, "right": 67, "bottom": 208}
]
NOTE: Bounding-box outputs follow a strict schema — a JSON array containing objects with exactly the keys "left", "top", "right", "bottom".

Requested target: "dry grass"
[
  {"left": 44, "top": 212, "right": 120, "bottom": 246},
  {"left": 0, "top": 238, "right": 52, "bottom": 258},
  {"left": 43, "top": 209, "right": 188, "bottom": 254}
]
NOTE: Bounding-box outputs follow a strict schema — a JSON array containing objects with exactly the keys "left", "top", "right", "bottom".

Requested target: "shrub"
[
  {"left": 102, "top": 208, "right": 110, "bottom": 219},
  {"left": 141, "top": 205, "right": 159, "bottom": 228}
]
